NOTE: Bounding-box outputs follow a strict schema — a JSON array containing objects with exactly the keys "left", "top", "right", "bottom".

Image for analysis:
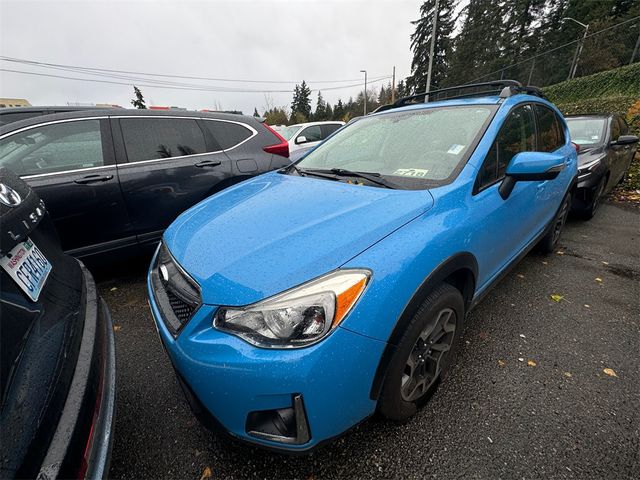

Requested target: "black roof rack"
[{"left": 373, "top": 80, "right": 546, "bottom": 113}]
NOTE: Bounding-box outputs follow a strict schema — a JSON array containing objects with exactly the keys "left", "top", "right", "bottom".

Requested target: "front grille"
[
  {"left": 151, "top": 243, "right": 201, "bottom": 336},
  {"left": 166, "top": 288, "right": 196, "bottom": 323}
]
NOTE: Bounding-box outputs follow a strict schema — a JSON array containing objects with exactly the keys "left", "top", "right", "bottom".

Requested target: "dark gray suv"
[{"left": 0, "top": 109, "right": 290, "bottom": 260}]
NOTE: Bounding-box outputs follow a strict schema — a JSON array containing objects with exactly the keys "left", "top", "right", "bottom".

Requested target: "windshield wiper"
[
  {"left": 307, "top": 168, "right": 402, "bottom": 189},
  {"left": 284, "top": 163, "right": 340, "bottom": 181}
]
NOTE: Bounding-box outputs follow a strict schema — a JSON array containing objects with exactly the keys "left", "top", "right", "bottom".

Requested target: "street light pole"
[
  {"left": 563, "top": 17, "right": 589, "bottom": 80},
  {"left": 425, "top": 0, "right": 440, "bottom": 100},
  {"left": 360, "top": 69, "right": 367, "bottom": 115}
]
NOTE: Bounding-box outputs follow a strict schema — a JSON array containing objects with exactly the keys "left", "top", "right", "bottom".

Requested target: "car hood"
[
  {"left": 577, "top": 145, "right": 606, "bottom": 167},
  {"left": 164, "top": 172, "right": 434, "bottom": 306}
]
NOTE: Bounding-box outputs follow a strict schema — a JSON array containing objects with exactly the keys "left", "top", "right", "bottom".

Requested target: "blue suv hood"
[{"left": 164, "top": 172, "right": 434, "bottom": 306}]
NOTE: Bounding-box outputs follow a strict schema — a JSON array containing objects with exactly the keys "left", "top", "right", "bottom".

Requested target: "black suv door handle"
[
  {"left": 195, "top": 160, "right": 222, "bottom": 168},
  {"left": 74, "top": 174, "right": 114, "bottom": 184}
]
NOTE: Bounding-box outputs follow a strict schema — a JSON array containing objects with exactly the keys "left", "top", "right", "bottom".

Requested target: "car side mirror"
[
  {"left": 499, "top": 151, "right": 565, "bottom": 200},
  {"left": 611, "top": 135, "right": 639, "bottom": 146},
  {"left": 295, "top": 135, "right": 308, "bottom": 145}
]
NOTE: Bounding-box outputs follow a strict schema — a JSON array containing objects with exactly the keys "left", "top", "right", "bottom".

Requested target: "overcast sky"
[{"left": 0, "top": 0, "right": 423, "bottom": 114}]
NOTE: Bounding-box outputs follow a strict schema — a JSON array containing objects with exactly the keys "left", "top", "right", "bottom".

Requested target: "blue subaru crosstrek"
[{"left": 148, "top": 81, "right": 577, "bottom": 452}]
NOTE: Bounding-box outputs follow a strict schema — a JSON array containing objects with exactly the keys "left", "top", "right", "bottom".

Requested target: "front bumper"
[
  {"left": 572, "top": 166, "right": 606, "bottom": 212},
  {"left": 38, "top": 263, "right": 116, "bottom": 479},
  {"left": 147, "top": 270, "right": 386, "bottom": 452}
]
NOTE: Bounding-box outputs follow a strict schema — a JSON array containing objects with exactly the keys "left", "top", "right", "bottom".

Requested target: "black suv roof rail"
[{"left": 374, "top": 80, "right": 546, "bottom": 113}]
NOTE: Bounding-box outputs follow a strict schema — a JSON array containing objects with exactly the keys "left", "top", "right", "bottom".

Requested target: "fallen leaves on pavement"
[
  {"left": 527, "top": 360, "right": 537, "bottom": 367},
  {"left": 200, "top": 467, "right": 213, "bottom": 480},
  {"left": 603, "top": 368, "right": 618, "bottom": 378},
  {"left": 550, "top": 294, "right": 564, "bottom": 302}
]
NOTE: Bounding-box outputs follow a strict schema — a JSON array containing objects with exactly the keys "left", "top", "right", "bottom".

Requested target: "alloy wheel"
[{"left": 400, "top": 308, "right": 457, "bottom": 402}]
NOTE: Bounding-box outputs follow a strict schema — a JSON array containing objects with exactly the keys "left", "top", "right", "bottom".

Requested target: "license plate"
[{"left": 0, "top": 238, "right": 52, "bottom": 302}]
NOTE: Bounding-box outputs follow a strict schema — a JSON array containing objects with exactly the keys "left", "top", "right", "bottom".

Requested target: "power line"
[
  {"left": 0, "top": 56, "right": 387, "bottom": 85},
  {"left": 464, "top": 15, "right": 640, "bottom": 84},
  {"left": 0, "top": 67, "right": 392, "bottom": 93}
]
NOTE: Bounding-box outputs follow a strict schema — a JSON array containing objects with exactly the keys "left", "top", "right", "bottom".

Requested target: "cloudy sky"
[{"left": 0, "top": 0, "right": 423, "bottom": 114}]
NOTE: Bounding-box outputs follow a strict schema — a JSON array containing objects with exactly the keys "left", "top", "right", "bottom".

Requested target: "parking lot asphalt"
[{"left": 97, "top": 202, "right": 640, "bottom": 480}]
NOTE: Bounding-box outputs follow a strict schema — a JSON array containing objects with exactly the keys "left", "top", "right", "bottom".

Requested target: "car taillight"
[
  {"left": 262, "top": 124, "right": 289, "bottom": 158},
  {"left": 572, "top": 142, "right": 580, "bottom": 153}
]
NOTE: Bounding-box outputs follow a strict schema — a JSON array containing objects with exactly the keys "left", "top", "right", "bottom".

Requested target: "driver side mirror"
[
  {"left": 611, "top": 134, "right": 639, "bottom": 146},
  {"left": 499, "top": 151, "right": 565, "bottom": 200},
  {"left": 295, "top": 135, "right": 308, "bottom": 145}
]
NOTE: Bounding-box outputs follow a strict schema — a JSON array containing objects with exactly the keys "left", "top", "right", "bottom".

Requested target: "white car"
[{"left": 279, "top": 121, "right": 345, "bottom": 153}]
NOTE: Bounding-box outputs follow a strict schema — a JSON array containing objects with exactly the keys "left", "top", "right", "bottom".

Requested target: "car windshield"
[
  {"left": 279, "top": 125, "right": 301, "bottom": 140},
  {"left": 566, "top": 117, "right": 607, "bottom": 147},
  {"left": 295, "top": 105, "right": 495, "bottom": 188}
]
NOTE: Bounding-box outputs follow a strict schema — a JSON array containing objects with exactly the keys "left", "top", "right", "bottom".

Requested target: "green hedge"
[
  {"left": 542, "top": 64, "right": 640, "bottom": 135},
  {"left": 543, "top": 63, "right": 640, "bottom": 102}
]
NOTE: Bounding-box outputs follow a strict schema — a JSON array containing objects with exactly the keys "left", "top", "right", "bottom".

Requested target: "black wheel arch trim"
[{"left": 369, "top": 252, "right": 478, "bottom": 401}]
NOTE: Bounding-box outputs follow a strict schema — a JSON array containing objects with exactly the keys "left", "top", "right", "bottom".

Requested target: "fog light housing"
[{"left": 245, "top": 394, "right": 310, "bottom": 445}]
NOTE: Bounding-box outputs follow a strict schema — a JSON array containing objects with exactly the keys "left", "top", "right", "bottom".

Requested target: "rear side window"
[
  {"left": 477, "top": 105, "right": 536, "bottom": 190},
  {"left": 0, "top": 119, "right": 104, "bottom": 176},
  {"left": 535, "top": 105, "right": 564, "bottom": 152},
  {"left": 321, "top": 123, "right": 342, "bottom": 138},
  {"left": 120, "top": 118, "right": 206, "bottom": 162},
  {"left": 203, "top": 120, "right": 253, "bottom": 150}
]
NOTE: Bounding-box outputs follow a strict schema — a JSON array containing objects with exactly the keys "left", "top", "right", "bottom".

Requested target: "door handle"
[
  {"left": 195, "top": 160, "right": 222, "bottom": 168},
  {"left": 74, "top": 174, "right": 114, "bottom": 184}
]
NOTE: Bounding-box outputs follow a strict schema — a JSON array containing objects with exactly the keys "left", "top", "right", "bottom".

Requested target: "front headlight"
[
  {"left": 214, "top": 269, "right": 370, "bottom": 348},
  {"left": 578, "top": 157, "right": 603, "bottom": 177}
]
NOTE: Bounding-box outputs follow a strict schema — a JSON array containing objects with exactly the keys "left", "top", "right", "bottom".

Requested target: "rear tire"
[
  {"left": 377, "top": 283, "right": 464, "bottom": 422},
  {"left": 538, "top": 191, "right": 571, "bottom": 254}
]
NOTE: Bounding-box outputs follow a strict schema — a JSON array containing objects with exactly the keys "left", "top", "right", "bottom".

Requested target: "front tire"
[
  {"left": 377, "top": 283, "right": 464, "bottom": 422},
  {"left": 538, "top": 190, "right": 571, "bottom": 254},
  {"left": 580, "top": 176, "right": 606, "bottom": 220}
]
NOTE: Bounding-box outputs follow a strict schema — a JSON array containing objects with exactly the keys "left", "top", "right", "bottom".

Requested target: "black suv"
[
  {"left": 565, "top": 113, "right": 638, "bottom": 218},
  {"left": 0, "top": 168, "right": 115, "bottom": 479},
  {"left": 0, "top": 109, "right": 290, "bottom": 259}
]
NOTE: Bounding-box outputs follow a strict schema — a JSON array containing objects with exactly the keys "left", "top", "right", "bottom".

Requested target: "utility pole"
[
  {"left": 631, "top": 25, "right": 640, "bottom": 65},
  {"left": 391, "top": 66, "right": 396, "bottom": 103},
  {"left": 527, "top": 58, "right": 535, "bottom": 86},
  {"left": 360, "top": 70, "right": 368, "bottom": 115},
  {"left": 563, "top": 17, "right": 589, "bottom": 80},
  {"left": 425, "top": 0, "right": 440, "bottom": 100}
]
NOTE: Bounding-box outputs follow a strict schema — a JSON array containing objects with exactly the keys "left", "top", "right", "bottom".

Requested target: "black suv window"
[
  {"left": 0, "top": 119, "right": 104, "bottom": 176},
  {"left": 202, "top": 120, "right": 253, "bottom": 150},
  {"left": 476, "top": 105, "right": 535, "bottom": 191},
  {"left": 535, "top": 105, "right": 564, "bottom": 152},
  {"left": 120, "top": 118, "right": 206, "bottom": 162}
]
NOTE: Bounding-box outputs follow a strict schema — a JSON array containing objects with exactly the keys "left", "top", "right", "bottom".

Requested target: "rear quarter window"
[{"left": 202, "top": 120, "right": 254, "bottom": 150}]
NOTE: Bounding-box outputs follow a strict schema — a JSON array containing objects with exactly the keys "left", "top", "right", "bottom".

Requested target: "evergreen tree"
[
  {"left": 333, "top": 99, "right": 345, "bottom": 120},
  {"left": 131, "top": 86, "right": 146, "bottom": 109},
  {"left": 290, "top": 84, "right": 301, "bottom": 115},
  {"left": 407, "top": 0, "right": 457, "bottom": 93},
  {"left": 290, "top": 81, "right": 312, "bottom": 119},
  {"left": 396, "top": 80, "right": 409, "bottom": 98},
  {"left": 314, "top": 91, "right": 327, "bottom": 120},
  {"left": 446, "top": 0, "right": 506, "bottom": 85},
  {"left": 325, "top": 103, "right": 333, "bottom": 121}
]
